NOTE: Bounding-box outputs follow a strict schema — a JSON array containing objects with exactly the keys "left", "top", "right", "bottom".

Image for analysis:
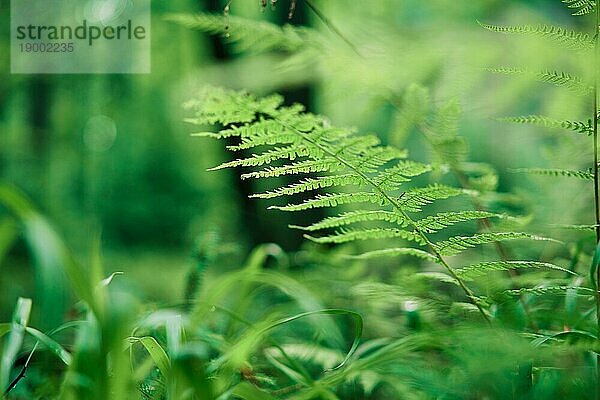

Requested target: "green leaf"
[
  {"left": 415, "top": 211, "right": 502, "bottom": 233},
  {"left": 25, "top": 327, "right": 72, "bottom": 365},
  {"left": 128, "top": 336, "right": 170, "bottom": 377},
  {"left": 478, "top": 21, "right": 594, "bottom": 49},
  {"left": 270, "top": 192, "right": 385, "bottom": 212},
  {"left": 505, "top": 286, "right": 595, "bottom": 296},
  {"left": 435, "top": 232, "right": 559, "bottom": 256},
  {"left": 1, "top": 298, "right": 32, "bottom": 392},
  {"left": 486, "top": 68, "right": 592, "bottom": 95},
  {"left": 499, "top": 115, "right": 593, "bottom": 135},
  {"left": 510, "top": 168, "right": 593, "bottom": 180},
  {"left": 562, "top": 0, "right": 596, "bottom": 15},
  {"left": 400, "top": 185, "right": 471, "bottom": 213},
  {"left": 251, "top": 174, "right": 365, "bottom": 199},
  {"left": 345, "top": 247, "right": 437, "bottom": 262},
  {"left": 305, "top": 228, "right": 424, "bottom": 245},
  {"left": 455, "top": 261, "right": 576, "bottom": 280},
  {"left": 264, "top": 309, "right": 363, "bottom": 372},
  {"left": 292, "top": 210, "right": 406, "bottom": 231}
]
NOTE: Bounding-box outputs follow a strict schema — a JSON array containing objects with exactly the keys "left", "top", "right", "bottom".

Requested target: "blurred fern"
[
  {"left": 483, "top": 1, "right": 600, "bottom": 394},
  {"left": 165, "top": 13, "right": 317, "bottom": 54}
]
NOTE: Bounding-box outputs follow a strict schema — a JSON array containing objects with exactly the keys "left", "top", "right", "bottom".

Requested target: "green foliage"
[
  {"left": 478, "top": 21, "right": 594, "bottom": 50},
  {"left": 562, "top": 0, "right": 596, "bottom": 15},
  {"left": 486, "top": 67, "right": 593, "bottom": 95},
  {"left": 510, "top": 168, "right": 594, "bottom": 180},
  {"left": 3, "top": 1, "right": 600, "bottom": 399},
  {"left": 166, "top": 13, "right": 315, "bottom": 54},
  {"left": 499, "top": 115, "right": 593, "bottom": 135},
  {"left": 187, "top": 86, "right": 569, "bottom": 327}
]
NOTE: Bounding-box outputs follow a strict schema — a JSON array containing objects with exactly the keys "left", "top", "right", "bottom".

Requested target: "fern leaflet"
[
  {"left": 455, "top": 261, "right": 576, "bottom": 280},
  {"left": 478, "top": 21, "right": 594, "bottom": 50},
  {"left": 435, "top": 232, "right": 558, "bottom": 256},
  {"left": 562, "top": 0, "right": 596, "bottom": 15},
  {"left": 486, "top": 67, "right": 592, "bottom": 95},
  {"left": 499, "top": 115, "right": 593, "bottom": 135},
  {"left": 346, "top": 248, "right": 438, "bottom": 262},
  {"left": 509, "top": 168, "right": 593, "bottom": 180}
]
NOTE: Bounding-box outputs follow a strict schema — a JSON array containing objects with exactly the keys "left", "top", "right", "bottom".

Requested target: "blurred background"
[{"left": 0, "top": 0, "right": 593, "bottom": 319}]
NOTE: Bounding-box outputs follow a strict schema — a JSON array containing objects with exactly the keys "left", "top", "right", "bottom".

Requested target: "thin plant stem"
[
  {"left": 594, "top": 3, "right": 600, "bottom": 397},
  {"left": 303, "top": 0, "right": 361, "bottom": 56}
]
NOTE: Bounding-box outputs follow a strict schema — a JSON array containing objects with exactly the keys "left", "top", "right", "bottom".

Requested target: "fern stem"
[
  {"left": 273, "top": 118, "right": 491, "bottom": 324},
  {"left": 303, "top": 0, "right": 361, "bottom": 56},
  {"left": 595, "top": 3, "right": 600, "bottom": 397}
]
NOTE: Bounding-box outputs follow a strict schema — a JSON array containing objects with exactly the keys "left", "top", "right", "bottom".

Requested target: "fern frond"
[
  {"left": 505, "top": 286, "right": 594, "bottom": 296},
  {"left": 240, "top": 160, "right": 341, "bottom": 179},
  {"left": 499, "top": 115, "right": 593, "bottom": 135},
  {"left": 184, "top": 89, "right": 282, "bottom": 125},
  {"left": 415, "top": 272, "right": 460, "bottom": 285},
  {"left": 478, "top": 21, "right": 594, "bottom": 50},
  {"left": 291, "top": 210, "right": 406, "bottom": 231},
  {"left": 305, "top": 228, "right": 425, "bottom": 245},
  {"left": 165, "top": 13, "right": 312, "bottom": 53},
  {"left": 346, "top": 248, "right": 438, "bottom": 262},
  {"left": 269, "top": 192, "right": 385, "bottom": 211},
  {"left": 208, "top": 144, "right": 317, "bottom": 170},
  {"left": 435, "top": 232, "right": 558, "bottom": 256},
  {"left": 551, "top": 223, "right": 599, "bottom": 231},
  {"left": 562, "top": 0, "right": 596, "bottom": 15},
  {"left": 400, "top": 185, "right": 472, "bottom": 213},
  {"left": 455, "top": 261, "right": 575, "bottom": 280},
  {"left": 425, "top": 101, "right": 468, "bottom": 167},
  {"left": 486, "top": 68, "right": 592, "bottom": 95},
  {"left": 537, "top": 70, "right": 593, "bottom": 94},
  {"left": 251, "top": 174, "right": 366, "bottom": 199},
  {"left": 415, "top": 211, "right": 502, "bottom": 234},
  {"left": 509, "top": 168, "right": 593, "bottom": 180},
  {"left": 188, "top": 87, "right": 505, "bottom": 321},
  {"left": 374, "top": 161, "right": 432, "bottom": 189}
]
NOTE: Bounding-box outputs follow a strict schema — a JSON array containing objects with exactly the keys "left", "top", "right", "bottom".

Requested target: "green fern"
[
  {"left": 499, "top": 115, "right": 593, "bottom": 135},
  {"left": 424, "top": 101, "right": 468, "bottom": 168},
  {"left": 291, "top": 210, "right": 406, "bottom": 231},
  {"left": 552, "top": 223, "right": 599, "bottom": 231},
  {"left": 562, "top": 0, "right": 596, "bottom": 15},
  {"left": 187, "top": 87, "right": 563, "bottom": 321},
  {"left": 478, "top": 21, "right": 594, "bottom": 50},
  {"left": 484, "top": 3, "right": 600, "bottom": 361},
  {"left": 486, "top": 67, "right": 593, "bottom": 95},
  {"left": 434, "top": 232, "right": 558, "bottom": 257},
  {"left": 165, "top": 13, "right": 315, "bottom": 54},
  {"left": 455, "top": 261, "right": 576, "bottom": 280},
  {"left": 346, "top": 247, "right": 439, "bottom": 262},
  {"left": 415, "top": 211, "right": 505, "bottom": 234},
  {"left": 505, "top": 285, "right": 594, "bottom": 296},
  {"left": 509, "top": 168, "right": 594, "bottom": 180}
]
